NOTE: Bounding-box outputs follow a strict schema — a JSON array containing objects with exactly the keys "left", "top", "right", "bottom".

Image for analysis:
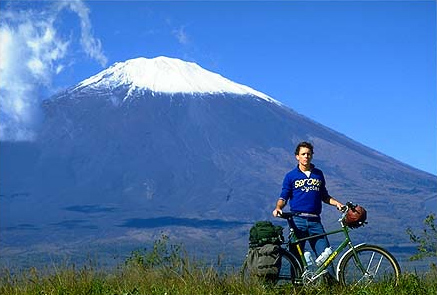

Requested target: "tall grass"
[{"left": 1, "top": 236, "right": 436, "bottom": 295}]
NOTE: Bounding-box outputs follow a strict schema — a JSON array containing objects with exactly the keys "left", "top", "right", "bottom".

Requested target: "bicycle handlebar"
[
  {"left": 340, "top": 201, "right": 355, "bottom": 213},
  {"left": 277, "top": 201, "right": 356, "bottom": 219},
  {"left": 276, "top": 211, "right": 296, "bottom": 219}
]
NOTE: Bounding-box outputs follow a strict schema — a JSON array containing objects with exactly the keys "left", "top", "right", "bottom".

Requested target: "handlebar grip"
[{"left": 276, "top": 212, "right": 295, "bottom": 219}]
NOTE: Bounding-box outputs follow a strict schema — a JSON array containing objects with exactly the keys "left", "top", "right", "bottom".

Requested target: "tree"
[{"left": 406, "top": 213, "right": 437, "bottom": 264}]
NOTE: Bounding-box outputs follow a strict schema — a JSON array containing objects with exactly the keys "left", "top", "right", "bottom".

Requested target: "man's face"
[{"left": 295, "top": 147, "right": 313, "bottom": 167}]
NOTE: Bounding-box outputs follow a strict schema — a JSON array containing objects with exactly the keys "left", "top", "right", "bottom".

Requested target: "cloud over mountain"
[{"left": 0, "top": 0, "right": 106, "bottom": 141}]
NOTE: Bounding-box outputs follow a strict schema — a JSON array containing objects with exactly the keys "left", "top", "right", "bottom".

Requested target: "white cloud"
[
  {"left": 173, "top": 26, "right": 189, "bottom": 45},
  {"left": 0, "top": 23, "right": 40, "bottom": 141},
  {"left": 57, "top": 0, "right": 107, "bottom": 67},
  {"left": 0, "top": 0, "right": 107, "bottom": 141}
]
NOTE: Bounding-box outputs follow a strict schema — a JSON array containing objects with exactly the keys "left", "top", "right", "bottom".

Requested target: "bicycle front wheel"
[{"left": 337, "top": 244, "right": 401, "bottom": 286}]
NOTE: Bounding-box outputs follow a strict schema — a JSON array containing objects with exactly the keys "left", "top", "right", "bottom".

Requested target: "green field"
[{"left": 1, "top": 236, "right": 436, "bottom": 295}]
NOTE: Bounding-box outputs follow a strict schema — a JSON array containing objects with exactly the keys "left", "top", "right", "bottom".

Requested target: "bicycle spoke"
[
  {"left": 366, "top": 252, "right": 375, "bottom": 273},
  {"left": 374, "top": 255, "right": 383, "bottom": 275}
]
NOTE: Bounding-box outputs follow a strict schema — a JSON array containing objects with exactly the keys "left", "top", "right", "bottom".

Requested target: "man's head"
[
  {"left": 294, "top": 141, "right": 314, "bottom": 156},
  {"left": 295, "top": 142, "right": 314, "bottom": 170}
]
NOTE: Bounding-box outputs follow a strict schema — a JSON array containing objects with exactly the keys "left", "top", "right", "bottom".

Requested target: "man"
[{"left": 272, "top": 141, "right": 343, "bottom": 277}]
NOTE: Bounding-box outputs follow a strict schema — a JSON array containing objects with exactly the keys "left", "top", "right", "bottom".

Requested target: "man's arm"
[
  {"left": 272, "top": 199, "right": 287, "bottom": 217},
  {"left": 325, "top": 196, "right": 343, "bottom": 211}
]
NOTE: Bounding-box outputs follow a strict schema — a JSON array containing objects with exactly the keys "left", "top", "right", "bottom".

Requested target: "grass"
[{"left": 1, "top": 236, "right": 436, "bottom": 295}]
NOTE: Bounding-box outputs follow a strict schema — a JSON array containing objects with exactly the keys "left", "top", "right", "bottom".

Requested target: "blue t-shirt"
[{"left": 279, "top": 165, "right": 330, "bottom": 215}]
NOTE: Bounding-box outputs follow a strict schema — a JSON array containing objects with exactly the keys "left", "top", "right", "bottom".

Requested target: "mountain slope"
[{"left": 1, "top": 57, "right": 436, "bottom": 268}]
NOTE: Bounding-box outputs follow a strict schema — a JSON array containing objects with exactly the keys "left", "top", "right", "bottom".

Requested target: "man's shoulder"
[
  {"left": 285, "top": 166, "right": 300, "bottom": 177},
  {"left": 311, "top": 166, "right": 325, "bottom": 177}
]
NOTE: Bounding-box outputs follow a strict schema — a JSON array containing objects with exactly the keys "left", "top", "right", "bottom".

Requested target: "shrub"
[{"left": 407, "top": 213, "right": 437, "bottom": 265}]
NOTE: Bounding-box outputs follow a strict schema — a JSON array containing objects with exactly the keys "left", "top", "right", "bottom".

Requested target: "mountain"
[{"left": 1, "top": 56, "right": 436, "bottom": 269}]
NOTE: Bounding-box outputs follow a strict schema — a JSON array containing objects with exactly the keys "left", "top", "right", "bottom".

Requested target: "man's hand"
[
  {"left": 329, "top": 197, "right": 343, "bottom": 211},
  {"left": 272, "top": 208, "right": 283, "bottom": 217}
]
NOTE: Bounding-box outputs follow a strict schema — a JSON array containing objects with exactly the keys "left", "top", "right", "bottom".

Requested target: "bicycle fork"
[{"left": 350, "top": 247, "right": 380, "bottom": 283}]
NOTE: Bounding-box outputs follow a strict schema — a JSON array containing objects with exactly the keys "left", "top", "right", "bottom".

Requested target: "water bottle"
[
  {"left": 304, "top": 251, "right": 315, "bottom": 267},
  {"left": 315, "top": 247, "right": 332, "bottom": 266}
]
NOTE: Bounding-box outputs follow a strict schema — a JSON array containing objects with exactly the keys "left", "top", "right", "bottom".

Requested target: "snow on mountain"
[{"left": 74, "top": 56, "right": 280, "bottom": 104}]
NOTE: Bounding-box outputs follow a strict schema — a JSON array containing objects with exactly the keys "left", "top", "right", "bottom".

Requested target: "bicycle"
[{"left": 241, "top": 202, "right": 401, "bottom": 286}]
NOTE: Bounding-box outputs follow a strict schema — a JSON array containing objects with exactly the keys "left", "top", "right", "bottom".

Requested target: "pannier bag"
[
  {"left": 246, "top": 221, "right": 284, "bottom": 280},
  {"left": 246, "top": 244, "right": 282, "bottom": 279},
  {"left": 249, "top": 220, "right": 284, "bottom": 247}
]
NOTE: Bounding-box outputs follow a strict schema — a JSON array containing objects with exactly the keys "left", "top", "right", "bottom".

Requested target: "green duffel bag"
[{"left": 249, "top": 220, "right": 284, "bottom": 247}]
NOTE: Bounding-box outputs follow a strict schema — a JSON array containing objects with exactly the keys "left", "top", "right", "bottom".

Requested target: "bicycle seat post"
[{"left": 288, "top": 227, "right": 295, "bottom": 240}]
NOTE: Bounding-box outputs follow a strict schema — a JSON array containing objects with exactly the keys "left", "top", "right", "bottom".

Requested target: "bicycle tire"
[
  {"left": 337, "top": 244, "right": 401, "bottom": 286},
  {"left": 240, "top": 247, "right": 302, "bottom": 285},
  {"left": 277, "top": 248, "right": 303, "bottom": 285}
]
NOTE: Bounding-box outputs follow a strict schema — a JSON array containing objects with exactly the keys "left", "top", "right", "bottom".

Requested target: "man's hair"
[{"left": 294, "top": 141, "right": 314, "bottom": 155}]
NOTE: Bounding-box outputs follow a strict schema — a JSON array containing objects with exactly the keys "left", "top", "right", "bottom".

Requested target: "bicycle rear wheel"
[
  {"left": 337, "top": 244, "right": 401, "bottom": 285},
  {"left": 277, "top": 248, "right": 302, "bottom": 285}
]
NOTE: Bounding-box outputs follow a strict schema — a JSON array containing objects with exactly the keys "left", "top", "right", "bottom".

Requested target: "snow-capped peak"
[{"left": 75, "top": 56, "right": 280, "bottom": 104}]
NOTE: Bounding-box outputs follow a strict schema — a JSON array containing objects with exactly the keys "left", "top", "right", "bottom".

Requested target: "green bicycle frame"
[{"left": 287, "top": 224, "right": 366, "bottom": 277}]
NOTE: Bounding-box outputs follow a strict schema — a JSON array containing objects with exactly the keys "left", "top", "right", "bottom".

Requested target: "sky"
[{"left": 0, "top": 0, "right": 436, "bottom": 176}]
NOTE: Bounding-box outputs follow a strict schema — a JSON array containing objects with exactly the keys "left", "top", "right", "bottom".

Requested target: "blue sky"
[{"left": 1, "top": 0, "right": 436, "bottom": 175}]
